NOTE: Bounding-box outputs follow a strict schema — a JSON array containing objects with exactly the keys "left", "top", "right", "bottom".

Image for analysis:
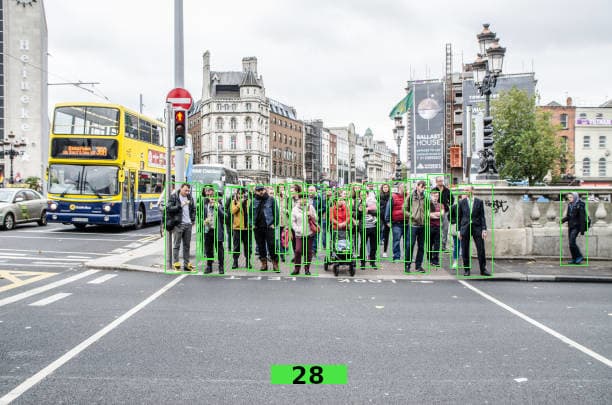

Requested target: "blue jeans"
[
  {"left": 452, "top": 235, "right": 460, "bottom": 261},
  {"left": 391, "top": 223, "right": 404, "bottom": 260},
  {"left": 405, "top": 225, "right": 425, "bottom": 268}
]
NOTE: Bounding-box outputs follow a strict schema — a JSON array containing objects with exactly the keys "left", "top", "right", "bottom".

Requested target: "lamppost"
[
  {"left": 1, "top": 131, "right": 27, "bottom": 185},
  {"left": 363, "top": 147, "right": 370, "bottom": 183},
  {"left": 468, "top": 23, "right": 506, "bottom": 178},
  {"left": 393, "top": 114, "right": 405, "bottom": 180}
]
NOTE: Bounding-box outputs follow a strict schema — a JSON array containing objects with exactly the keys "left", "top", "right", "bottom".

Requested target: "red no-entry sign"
[{"left": 166, "top": 87, "right": 193, "bottom": 110}]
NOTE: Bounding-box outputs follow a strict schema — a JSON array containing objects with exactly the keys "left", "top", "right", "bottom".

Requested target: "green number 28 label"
[{"left": 270, "top": 364, "right": 348, "bottom": 385}]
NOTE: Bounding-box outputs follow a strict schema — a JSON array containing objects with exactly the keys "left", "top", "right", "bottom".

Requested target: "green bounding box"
[{"left": 270, "top": 364, "right": 348, "bottom": 385}]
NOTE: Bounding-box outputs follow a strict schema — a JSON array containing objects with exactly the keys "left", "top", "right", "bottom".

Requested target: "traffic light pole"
[
  {"left": 166, "top": 102, "right": 173, "bottom": 271},
  {"left": 174, "top": 0, "right": 185, "bottom": 183}
]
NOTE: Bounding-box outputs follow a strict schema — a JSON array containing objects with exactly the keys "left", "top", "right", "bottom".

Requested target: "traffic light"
[
  {"left": 483, "top": 116, "right": 494, "bottom": 148},
  {"left": 174, "top": 110, "right": 186, "bottom": 147}
]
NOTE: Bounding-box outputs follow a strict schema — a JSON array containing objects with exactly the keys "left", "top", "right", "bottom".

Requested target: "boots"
[
  {"left": 304, "top": 265, "right": 311, "bottom": 276},
  {"left": 232, "top": 258, "right": 239, "bottom": 269},
  {"left": 272, "top": 259, "right": 280, "bottom": 273},
  {"left": 260, "top": 258, "right": 268, "bottom": 271},
  {"left": 204, "top": 263, "right": 212, "bottom": 274},
  {"left": 291, "top": 266, "right": 300, "bottom": 276}
]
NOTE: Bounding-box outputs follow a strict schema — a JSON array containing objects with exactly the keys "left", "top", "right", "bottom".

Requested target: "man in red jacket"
[{"left": 384, "top": 183, "right": 407, "bottom": 261}]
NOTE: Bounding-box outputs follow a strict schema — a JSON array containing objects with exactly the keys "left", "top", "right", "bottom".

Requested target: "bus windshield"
[
  {"left": 49, "top": 164, "right": 119, "bottom": 196},
  {"left": 53, "top": 106, "right": 120, "bottom": 135}
]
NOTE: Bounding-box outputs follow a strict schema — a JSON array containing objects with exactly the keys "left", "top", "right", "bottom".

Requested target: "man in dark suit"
[{"left": 458, "top": 186, "right": 491, "bottom": 276}]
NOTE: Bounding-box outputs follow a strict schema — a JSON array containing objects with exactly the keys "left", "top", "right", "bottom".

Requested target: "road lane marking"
[
  {"left": 0, "top": 249, "right": 108, "bottom": 256},
  {"left": 0, "top": 235, "right": 147, "bottom": 242},
  {"left": 0, "top": 256, "right": 86, "bottom": 262},
  {"left": 0, "top": 274, "right": 186, "bottom": 404},
  {"left": 459, "top": 280, "right": 612, "bottom": 368},
  {"left": 0, "top": 271, "right": 57, "bottom": 293},
  {"left": 111, "top": 248, "right": 129, "bottom": 254},
  {"left": 125, "top": 243, "right": 142, "bottom": 248},
  {"left": 66, "top": 256, "right": 92, "bottom": 259},
  {"left": 29, "top": 293, "right": 72, "bottom": 307},
  {"left": 87, "top": 274, "right": 117, "bottom": 285},
  {"left": 0, "top": 270, "right": 98, "bottom": 308}
]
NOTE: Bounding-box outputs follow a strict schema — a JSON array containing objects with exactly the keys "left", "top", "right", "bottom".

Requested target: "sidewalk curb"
[{"left": 84, "top": 238, "right": 612, "bottom": 283}]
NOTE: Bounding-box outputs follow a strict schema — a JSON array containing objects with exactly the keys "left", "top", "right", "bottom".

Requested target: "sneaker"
[
  {"left": 451, "top": 260, "right": 458, "bottom": 269},
  {"left": 382, "top": 252, "right": 388, "bottom": 258},
  {"left": 416, "top": 267, "right": 426, "bottom": 273},
  {"left": 575, "top": 256, "right": 584, "bottom": 264},
  {"left": 173, "top": 262, "right": 181, "bottom": 271},
  {"left": 184, "top": 263, "right": 196, "bottom": 272}
]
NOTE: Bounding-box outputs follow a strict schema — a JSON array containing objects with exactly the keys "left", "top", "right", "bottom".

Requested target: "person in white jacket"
[{"left": 290, "top": 195, "right": 318, "bottom": 275}]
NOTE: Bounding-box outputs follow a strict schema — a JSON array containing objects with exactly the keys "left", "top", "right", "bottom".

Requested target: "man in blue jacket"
[{"left": 250, "top": 185, "right": 280, "bottom": 272}]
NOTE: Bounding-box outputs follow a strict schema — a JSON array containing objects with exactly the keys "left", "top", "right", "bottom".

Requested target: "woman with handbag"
[{"left": 291, "top": 194, "right": 318, "bottom": 275}]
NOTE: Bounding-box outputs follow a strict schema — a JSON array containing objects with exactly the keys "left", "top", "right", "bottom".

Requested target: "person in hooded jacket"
[
  {"left": 290, "top": 193, "right": 318, "bottom": 275},
  {"left": 561, "top": 192, "right": 587, "bottom": 264}
]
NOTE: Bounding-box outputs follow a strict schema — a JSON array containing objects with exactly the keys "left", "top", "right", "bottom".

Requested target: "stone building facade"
[{"left": 194, "top": 52, "right": 269, "bottom": 182}]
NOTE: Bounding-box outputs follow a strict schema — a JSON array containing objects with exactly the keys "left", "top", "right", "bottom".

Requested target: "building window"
[
  {"left": 232, "top": 104, "right": 237, "bottom": 111},
  {"left": 599, "top": 135, "right": 606, "bottom": 148},
  {"left": 579, "top": 112, "right": 587, "bottom": 119},
  {"left": 224, "top": 104, "right": 229, "bottom": 111},
  {"left": 584, "top": 136, "right": 590, "bottom": 148},
  {"left": 218, "top": 135, "right": 223, "bottom": 150},
  {"left": 217, "top": 104, "right": 221, "bottom": 111},
  {"left": 246, "top": 103, "right": 251, "bottom": 111},
  {"left": 560, "top": 113, "right": 568, "bottom": 129},
  {"left": 230, "top": 135, "right": 237, "bottom": 150},
  {"left": 230, "top": 156, "right": 237, "bottom": 169},
  {"left": 245, "top": 117, "right": 252, "bottom": 129},
  {"left": 583, "top": 158, "right": 591, "bottom": 176},
  {"left": 599, "top": 158, "right": 606, "bottom": 176},
  {"left": 230, "top": 118, "right": 237, "bottom": 130},
  {"left": 218, "top": 155, "right": 223, "bottom": 164},
  {"left": 561, "top": 136, "right": 568, "bottom": 152},
  {"left": 273, "top": 131, "right": 276, "bottom": 142},
  {"left": 596, "top": 113, "right": 603, "bottom": 119},
  {"left": 245, "top": 135, "right": 252, "bottom": 150},
  {"left": 216, "top": 117, "right": 224, "bottom": 130},
  {"left": 245, "top": 156, "right": 252, "bottom": 169}
]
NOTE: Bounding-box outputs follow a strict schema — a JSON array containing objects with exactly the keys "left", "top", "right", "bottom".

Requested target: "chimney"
[
  {"left": 566, "top": 96, "right": 573, "bottom": 107},
  {"left": 242, "top": 56, "right": 258, "bottom": 75},
  {"left": 202, "top": 51, "right": 211, "bottom": 100}
]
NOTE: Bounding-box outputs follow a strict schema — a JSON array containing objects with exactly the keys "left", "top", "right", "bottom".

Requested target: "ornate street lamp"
[
  {"left": 471, "top": 23, "right": 506, "bottom": 178},
  {"left": 393, "top": 114, "right": 405, "bottom": 180},
  {"left": 1, "top": 131, "right": 27, "bottom": 184},
  {"left": 363, "top": 147, "right": 370, "bottom": 182}
]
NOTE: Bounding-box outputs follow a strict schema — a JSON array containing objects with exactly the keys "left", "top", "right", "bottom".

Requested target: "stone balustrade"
[{"left": 466, "top": 187, "right": 612, "bottom": 259}]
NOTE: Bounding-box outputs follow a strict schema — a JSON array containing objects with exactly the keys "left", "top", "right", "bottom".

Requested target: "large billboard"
[
  {"left": 409, "top": 80, "right": 445, "bottom": 175},
  {"left": 462, "top": 73, "right": 537, "bottom": 180}
]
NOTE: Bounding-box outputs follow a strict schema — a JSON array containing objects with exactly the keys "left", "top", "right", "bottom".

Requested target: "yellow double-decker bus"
[{"left": 46, "top": 102, "right": 188, "bottom": 229}]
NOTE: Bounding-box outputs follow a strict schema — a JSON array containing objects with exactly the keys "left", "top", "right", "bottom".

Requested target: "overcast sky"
[{"left": 46, "top": 0, "right": 612, "bottom": 159}]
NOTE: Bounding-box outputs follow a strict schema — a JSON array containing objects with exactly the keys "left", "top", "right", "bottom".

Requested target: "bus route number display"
[
  {"left": 270, "top": 364, "right": 347, "bottom": 385},
  {"left": 51, "top": 138, "right": 118, "bottom": 160}
]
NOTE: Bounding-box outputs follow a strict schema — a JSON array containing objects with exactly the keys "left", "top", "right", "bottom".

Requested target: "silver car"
[{"left": 0, "top": 188, "right": 47, "bottom": 230}]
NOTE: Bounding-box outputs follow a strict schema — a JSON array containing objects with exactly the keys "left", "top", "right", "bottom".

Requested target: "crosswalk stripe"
[
  {"left": 29, "top": 293, "right": 72, "bottom": 307},
  {"left": 87, "top": 274, "right": 117, "bottom": 285}
]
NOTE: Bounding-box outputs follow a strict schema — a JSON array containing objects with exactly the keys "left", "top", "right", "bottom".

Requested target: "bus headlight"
[
  {"left": 103, "top": 205, "right": 111, "bottom": 213},
  {"left": 49, "top": 203, "right": 58, "bottom": 211}
]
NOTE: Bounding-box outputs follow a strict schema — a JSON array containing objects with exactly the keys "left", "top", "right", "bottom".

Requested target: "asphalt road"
[{"left": 0, "top": 224, "right": 610, "bottom": 404}]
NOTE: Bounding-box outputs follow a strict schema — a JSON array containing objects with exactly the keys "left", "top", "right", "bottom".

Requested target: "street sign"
[{"left": 166, "top": 87, "right": 193, "bottom": 110}]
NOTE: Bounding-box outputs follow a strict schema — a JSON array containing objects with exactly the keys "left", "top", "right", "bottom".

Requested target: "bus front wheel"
[
  {"left": 135, "top": 205, "right": 145, "bottom": 229},
  {"left": 73, "top": 223, "right": 87, "bottom": 231}
]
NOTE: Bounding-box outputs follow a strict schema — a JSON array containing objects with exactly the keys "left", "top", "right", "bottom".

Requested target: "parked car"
[{"left": 0, "top": 188, "right": 47, "bottom": 230}]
